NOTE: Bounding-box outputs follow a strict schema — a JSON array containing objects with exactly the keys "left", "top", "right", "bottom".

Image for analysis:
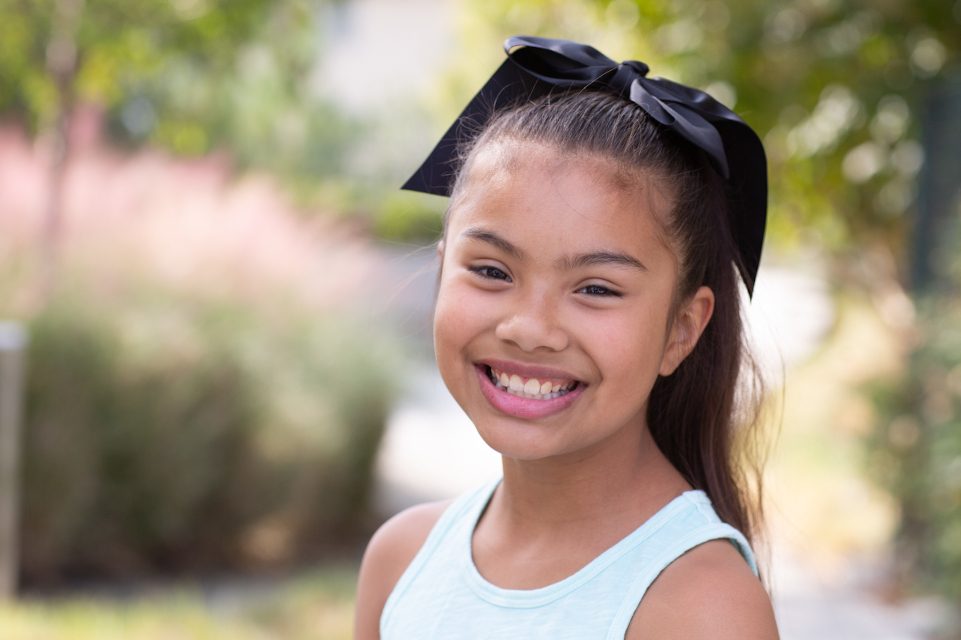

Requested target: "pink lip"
[{"left": 475, "top": 364, "right": 585, "bottom": 420}]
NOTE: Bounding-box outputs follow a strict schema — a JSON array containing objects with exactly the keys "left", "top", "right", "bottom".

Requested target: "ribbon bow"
[{"left": 403, "top": 36, "right": 768, "bottom": 295}]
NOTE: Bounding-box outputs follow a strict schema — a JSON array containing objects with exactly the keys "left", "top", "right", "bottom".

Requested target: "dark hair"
[{"left": 444, "top": 90, "right": 769, "bottom": 553}]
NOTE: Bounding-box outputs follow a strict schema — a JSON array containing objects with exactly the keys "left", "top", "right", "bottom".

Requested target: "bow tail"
[
  {"left": 667, "top": 103, "right": 730, "bottom": 179},
  {"left": 402, "top": 59, "right": 542, "bottom": 195},
  {"left": 628, "top": 80, "right": 730, "bottom": 179}
]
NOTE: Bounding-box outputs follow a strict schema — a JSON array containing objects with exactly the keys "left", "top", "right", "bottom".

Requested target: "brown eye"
[
  {"left": 576, "top": 284, "right": 621, "bottom": 297},
  {"left": 469, "top": 265, "right": 512, "bottom": 282}
]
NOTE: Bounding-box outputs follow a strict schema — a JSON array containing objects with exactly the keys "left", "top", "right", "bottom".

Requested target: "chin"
[{"left": 469, "top": 414, "right": 580, "bottom": 461}]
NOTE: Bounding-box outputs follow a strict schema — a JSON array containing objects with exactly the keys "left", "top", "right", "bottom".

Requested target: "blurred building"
[{"left": 315, "top": 0, "right": 455, "bottom": 113}]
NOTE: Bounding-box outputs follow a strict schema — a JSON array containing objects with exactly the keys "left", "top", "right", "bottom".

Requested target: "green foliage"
[
  {"left": 0, "top": 0, "right": 357, "bottom": 178},
  {"left": 452, "top": 0, "right": 960, "bottom": 258},
  {"left": 867, "top": 296, "right": 961, "bottom": 607},
  {"left": 19, "top": 289, "right": 399, "bottom": 583},
  {"left": 2, "top": 0, "right": 274, "bottom": 126},
  {"left": 372, "top": 191, "right": 445, "bottom": 243},
  {"left": 865, "top": 194, "right": 961, "bottom": 612}
]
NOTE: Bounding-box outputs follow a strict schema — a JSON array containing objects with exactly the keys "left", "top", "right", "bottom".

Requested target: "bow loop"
[
  {"left": 506, "top": 36, "right": 618, "bottom": 88},
  {"left": 621, "top": 60, "right": 649, "bottom": 76},
  {"left": 402, "top": 36, "right": 768, "bottom": 297},
  {"left": 608, "top": 64, "right": 643, "bottom": 98},
  {"left": 627, "top": 79, "right": 676, "bottom": 127}
]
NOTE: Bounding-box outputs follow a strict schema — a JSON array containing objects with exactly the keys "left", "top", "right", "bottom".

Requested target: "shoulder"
[
  {"left": 353, "top": 500, "right": 452, "bottom": 640},
  {"left": 626, "top": 539, "right": 778, "bottom": 640}
]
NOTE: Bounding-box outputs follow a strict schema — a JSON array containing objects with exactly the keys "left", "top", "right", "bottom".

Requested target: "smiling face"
[{"left": 433, "top": 140, "right": 714, "bottom": 461}]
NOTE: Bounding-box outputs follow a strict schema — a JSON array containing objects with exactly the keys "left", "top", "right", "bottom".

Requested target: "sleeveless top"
[{"left": 381, "top": 479, "right": 757, "bottom": 640}]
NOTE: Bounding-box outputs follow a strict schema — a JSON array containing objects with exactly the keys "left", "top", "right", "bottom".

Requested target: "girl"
[{"left": 355, "top": 36, "right": 778, "bottom": 640}]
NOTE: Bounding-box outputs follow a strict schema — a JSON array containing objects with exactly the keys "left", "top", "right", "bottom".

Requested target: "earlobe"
[
  {"left": 437, "top": 239, "right": 445, "bottom": 260},
  {"left": 659, "top": 286, "right": 715, "bottom": 377}
]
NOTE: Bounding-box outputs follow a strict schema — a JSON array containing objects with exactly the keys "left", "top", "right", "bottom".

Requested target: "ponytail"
[{"left": 648, "top": 167, "right": 767, "bottom": 547}]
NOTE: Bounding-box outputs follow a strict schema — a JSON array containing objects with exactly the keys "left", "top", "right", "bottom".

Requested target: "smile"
[
  {"left": 474, "top": 362, "right": 585, "bottom": 420},
  {"left": 486, "top": 366, "right": 578, "bottom": 400}
]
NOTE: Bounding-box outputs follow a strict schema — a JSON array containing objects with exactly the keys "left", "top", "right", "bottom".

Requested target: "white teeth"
[{"left": 487, "top": 366, "right": 578, "bottom": 401}]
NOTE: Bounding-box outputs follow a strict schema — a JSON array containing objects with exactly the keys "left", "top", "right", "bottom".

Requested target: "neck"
[{"left": 496, "top": 419, "right": 691, "bottom": 530}]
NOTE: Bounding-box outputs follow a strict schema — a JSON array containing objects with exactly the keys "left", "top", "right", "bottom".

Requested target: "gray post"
[
  {"left": 0, "top": 322, "right": 27, "bottom": 600},
  {"left": 912, "top": 78, "right": 961, "bottom": 291}
]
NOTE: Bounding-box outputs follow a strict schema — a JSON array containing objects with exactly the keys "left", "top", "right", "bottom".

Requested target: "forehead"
[{"left": 448, "top": 140, "right": 673, "bottom": 261}]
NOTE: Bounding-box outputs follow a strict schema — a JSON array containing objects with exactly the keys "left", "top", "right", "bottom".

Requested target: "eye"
[
  {"left": 576, "top": 283, "right": 622, "bottom": 297},
  {"left": 468, "top": 265, "right": 512, "bottom": 282}
]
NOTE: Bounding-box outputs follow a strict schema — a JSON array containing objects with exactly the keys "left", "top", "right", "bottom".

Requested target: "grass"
[{"left": 0, "top": 565, "right": 358, "bottom": 640}]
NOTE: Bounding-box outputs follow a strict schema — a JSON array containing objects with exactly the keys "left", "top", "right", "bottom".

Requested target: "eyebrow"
[
  {"left": 461, "top": 227, "right": 647, "bottom": 272},
  {"left": 563, "top": 251, "right": 648, "bottom": 272},
  {"left": 462, "top": 227, "right": 525, "bottom": 260}
]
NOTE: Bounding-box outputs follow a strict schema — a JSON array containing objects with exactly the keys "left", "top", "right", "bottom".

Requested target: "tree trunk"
[{"left": 39, "top": 0, "right": 85, "bottom": 302}]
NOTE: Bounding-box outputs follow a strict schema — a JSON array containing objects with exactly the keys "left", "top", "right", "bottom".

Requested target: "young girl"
[{"left": 355, "top": 36, "right": 778, "bottom": 640}]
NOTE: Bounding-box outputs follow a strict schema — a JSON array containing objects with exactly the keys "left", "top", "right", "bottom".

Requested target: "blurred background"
[{"left": 0, "top": 0, "right": 959, "bottom": 638}]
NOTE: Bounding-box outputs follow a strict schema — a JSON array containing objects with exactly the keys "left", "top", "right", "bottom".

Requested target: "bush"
[
  {"left": 372, "top": 191, "right": 445, "bottom": 243},
  {"left": 867, "top": 295, "right": 961, "bottom": 610},
  {"left": 0, "top": 130, "right": 401, "bottom": 583},
  {"left": 19, "top": 291, "right": 399, "bottom": 583}
]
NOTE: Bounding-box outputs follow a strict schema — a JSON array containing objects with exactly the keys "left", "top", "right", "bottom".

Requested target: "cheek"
[
  {"left": 432, "top": 275, "right": 491, "bottom": 361},
  {"left": 581, "top": 304, "right": 670, "bottom": 390}
]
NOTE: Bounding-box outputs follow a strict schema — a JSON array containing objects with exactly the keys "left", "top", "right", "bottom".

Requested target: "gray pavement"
[{"left": 770, "top": 550, "right": 947, "bottom": 640}]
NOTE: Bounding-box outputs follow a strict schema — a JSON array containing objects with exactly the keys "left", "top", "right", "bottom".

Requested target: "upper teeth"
[{"left": 490, "top": 367, "right": 576, "bottom": 400}]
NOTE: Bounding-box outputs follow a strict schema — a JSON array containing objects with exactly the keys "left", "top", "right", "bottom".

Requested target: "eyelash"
[
  {"left": 469, "top": 265, "right": 512, "bottom": 282},
  {"left": 469, "top": 266, "right": 621, "bottom": 298},
  {"left": 577, "top": 284, "right": 622, "bottom": 297}
]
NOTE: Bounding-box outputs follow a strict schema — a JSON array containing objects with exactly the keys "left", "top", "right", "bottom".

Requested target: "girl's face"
[{"left": 434, "top": 140, "right": 713, "bottom": 461}]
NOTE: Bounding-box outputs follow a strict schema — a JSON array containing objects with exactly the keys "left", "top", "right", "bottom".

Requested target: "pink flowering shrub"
[{"left": 0, "top": 124, "right": 398, "bottom": 582}]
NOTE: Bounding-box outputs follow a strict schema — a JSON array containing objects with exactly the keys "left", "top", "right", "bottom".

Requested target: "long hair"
[{"left": 445, "top": 90, "right": 768, "bottom": 552}]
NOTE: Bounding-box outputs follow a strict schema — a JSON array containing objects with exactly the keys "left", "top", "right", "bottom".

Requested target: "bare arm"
[
  {"left": 627, "top": 540, "right": 779, "bottom": 640},
  {"left": 353, "top": 500, "right": 451, "bottom": 640}
]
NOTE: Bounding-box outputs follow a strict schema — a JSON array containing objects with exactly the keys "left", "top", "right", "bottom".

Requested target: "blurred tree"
[
  {"left": 867, "top": 294, "right": 961, "bottom": 612},
  {"left": 449, "top": 0, "right": 960, "bottom": 272},
  {"left": 0, "top": 0, "right": 355, "bottom": 285},
  {"left": 0, "top": 0, "right": 331, "bottom": 150}
]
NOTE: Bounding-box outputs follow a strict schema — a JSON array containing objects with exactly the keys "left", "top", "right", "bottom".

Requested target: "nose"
[{"left": 494, "top": 290, "right": 569, "bottom": 353}]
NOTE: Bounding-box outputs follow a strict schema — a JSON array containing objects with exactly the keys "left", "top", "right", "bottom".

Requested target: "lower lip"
[{"left": 475, "top": 365, "right": 585, "bottom": 420}]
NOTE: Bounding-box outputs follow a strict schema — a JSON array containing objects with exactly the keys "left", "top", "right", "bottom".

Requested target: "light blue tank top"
[{"left": 381, "top": 479, "right": 757, "bottom": 640}]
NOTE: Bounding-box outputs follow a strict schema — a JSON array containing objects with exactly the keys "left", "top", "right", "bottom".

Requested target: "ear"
[
  {"left": 659, "top": 286, "right": 715, "bottom": 377},
  {"left": 437, "top": 239, "right": 445, "bottom": 259}
]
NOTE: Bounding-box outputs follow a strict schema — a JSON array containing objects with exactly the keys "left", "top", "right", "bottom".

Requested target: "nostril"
[{"left": 494, "top": 311, "right": 568, "bottom": 353}]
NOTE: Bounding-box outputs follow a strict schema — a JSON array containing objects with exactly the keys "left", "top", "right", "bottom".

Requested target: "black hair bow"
[{"left": 403, "top": 35, "right": 768, "bottom": 295}]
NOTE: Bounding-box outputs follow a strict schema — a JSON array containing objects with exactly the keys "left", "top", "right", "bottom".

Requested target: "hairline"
[{"left": 445, "top": 132, "right": 695, "bottom": 321}]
